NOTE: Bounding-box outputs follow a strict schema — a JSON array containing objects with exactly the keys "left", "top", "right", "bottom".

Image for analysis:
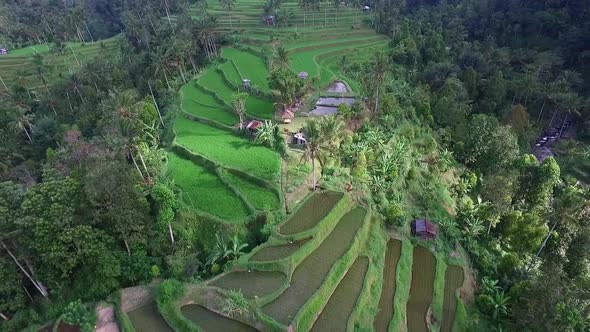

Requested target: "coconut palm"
[
  {"left": 232, "top": 92, "right": 248, "bottom": 130},
  {"left": 301, "top": 119, "right": 323, "bottom": 190},
  {"left": 219, "top": 0, "right": 236, "bottom": 29}
]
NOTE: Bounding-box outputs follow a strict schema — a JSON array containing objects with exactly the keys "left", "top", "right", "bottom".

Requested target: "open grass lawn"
[
  {"left": 223, "top": 172, "right": 281, "bottom": 210},
  {"left": 127, "top": 302, "right": 173, "bottom": 332},
  {"left": 310, "top": 256, "right": 369, "bottom": 332},
  {"left": 406, "top": 246, "right": 437, "bottom": 332},
  {"left": 250, "top": 238, "right": 310, "bottom": 262},
  {"left": 278, "top": 191, "right": 344, "bottom": 235},
  {"left": 167, "top": 152, "right": 251, "bottom": 220},
  {"left": 181, "top": 304, "right": 258, "bottom": 332},
  {"left": 262, "top": 207, "right": 367, "bottom": 325},
  {"left": 442, "top": 265, "right": 464, "bottom": 332},
  {"left": 222, "top": 48, "right": 269, "bottom": 92},
  {"left": 374, "top": 240, "right": 403, "bottom": 332},
  {"left": 210, "top": 271, "right": 286, "bottom": 298},
  {"left": 174, "top": 116, "right": 281, "bottom": 180}
]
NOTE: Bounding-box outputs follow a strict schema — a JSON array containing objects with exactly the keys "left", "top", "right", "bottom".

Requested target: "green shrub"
[
  {"left": 157, "top": 280, "right": 184, "bottom": 306},
  {"left": 385, "top": 202, "right": 405, "bottom": 227},
  {"left": 222, "top": 290, "right": 251, "bottom": 319},
  {"left": 61, "top": 300, "right": 95, "bottom": 332}
]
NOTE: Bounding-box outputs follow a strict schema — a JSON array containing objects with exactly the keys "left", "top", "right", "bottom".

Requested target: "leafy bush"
[
  {"left": 61, "top": 300, "right": 95, "bottom": 332},
  {"left": 157, "top": 279, "right": 185, "bottom": 306},
  {"left": 222, "top": 290, "right": 250, "bottom": 319},
  {"left": 385, "top": 202, "right": 405, "bottom": 227}
]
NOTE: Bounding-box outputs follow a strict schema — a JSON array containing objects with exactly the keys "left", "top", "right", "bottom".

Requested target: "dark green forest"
[{"left": 0, "top": 0, "right": 589, "bottom": 331}]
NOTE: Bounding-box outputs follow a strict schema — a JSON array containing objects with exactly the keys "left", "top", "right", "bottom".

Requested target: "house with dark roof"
[{"left": 411, "top": 219, "right": 437, "bottom": 239}]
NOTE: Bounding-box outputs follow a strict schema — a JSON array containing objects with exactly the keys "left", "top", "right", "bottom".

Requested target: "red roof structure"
[
  {"left": 246, "top": 120, "right": 263, "bottom": 131},
  {"left": 411, "top": 219, "right": 437, "bottom": 239}
]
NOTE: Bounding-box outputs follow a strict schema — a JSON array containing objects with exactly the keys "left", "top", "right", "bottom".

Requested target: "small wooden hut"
[{"left": 411, "top": 219, "right": 437, "bottom": 239}]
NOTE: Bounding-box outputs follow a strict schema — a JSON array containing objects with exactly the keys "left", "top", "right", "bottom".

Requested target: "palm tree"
[
  {"left": 232, "top": 92, "right": 248, "bottom": 130},
  {"left": 274, "top": 46, "right": 290, "bottom": 69},
  {"left": 224, "top": 235, "right": 248, "bottom": 260},
  {"left": 302, "top": 119, "right": 322, "bottom": 190},
  {"left": 364, "top": 52, "right": 390, "bottom": 117},
  {"left": 220, "top": 0, "right": 236, "bottom": 29}
]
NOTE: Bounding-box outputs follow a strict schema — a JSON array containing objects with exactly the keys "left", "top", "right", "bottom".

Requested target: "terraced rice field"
[
  {"left": 211, "top": 271, "right": 286, "bottom": 298},
  {"left": 278, "top": 191, "right": 344, "bottom": 235},
  {"left": 0, "top": 37, "right": 121, "bottom": 92},
  {"left": 250, "top": 238, "right": 311, "bottom": 262},
  {"left": 442, "top": 266, "right": 465, "bottom": 332},
  {"left": 374, "top": 240, "right": 403, "bottom": 332},
  {"left": 127, "top": 302, "right": 173, "bottom": 332},
  {"left": 181, "top": 304, "right": 258, "bottom": 332},
  {"left": 167, "top": 153, "right": 251, "bottom": 220},
  {"left": 174, "top": 116, "right": 281, "bottom": 180},
  {"left": 263, "top": 207, "right": 367, "bottom": 325},
  {"left": 310, "top": 257, "right": 369, "bottom": 332},
  {"left": 223, "top": 172, "right": 281, "bottom": 210},
  {"left": 222, "top": 48, "right": 269, "bottom": 92},
  {"left": 406, "top": 247, "right": 437, "bottom": 332}
]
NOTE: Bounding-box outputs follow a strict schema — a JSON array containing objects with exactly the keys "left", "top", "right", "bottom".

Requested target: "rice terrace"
[{"left": 11, "top": 0, "right": 574, "bottom": 330}]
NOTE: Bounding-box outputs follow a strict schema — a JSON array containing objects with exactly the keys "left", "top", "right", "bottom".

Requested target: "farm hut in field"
[
  {"left": 0, "top": 47, "right": 8, "bottom": 55},
  {"left": 242, "top": 78, "right": 251, "bottom": 89},
  {"left": 411, "top": 219, "right": 437, "bottom": 239},
  {"left": 298, "top": 71, "right": 308, "bottom": 80},
  {"left": 246, "top": 120, "right": 263, "bottom": 134},
  {"left": 282, "top": 110, "right": 294, "bottom": 124},
  {"left": 293, "top": 131, "right": 307, "bottom": 145},
  {"left": 363, "top": 5, "right": 370, "bottom": 11}
]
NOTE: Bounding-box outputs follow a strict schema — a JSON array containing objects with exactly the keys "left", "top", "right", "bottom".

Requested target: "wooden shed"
[{"left": 411, "top": 219, "right": 437, "bottom": 239}]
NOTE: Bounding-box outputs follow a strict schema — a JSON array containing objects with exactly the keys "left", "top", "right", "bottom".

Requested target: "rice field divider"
[
  {"left": 240, "top": 195, "right": 351, "bottom": 277},
  {"left": 111, "top": 290, "right": 136, "bottom": 332},
  {"left": 274, "top": 191, "right": 350, "bottom": 241},
  {"left": 347, "top": 219, "right": 389, "bottom": 330},
  {"left": 293, "top": 208, "right": 373, "bottom": 332},
  {"left": 430, "top": 253, "right": 448, "bottom": 332},
  {"left": 181, "top": 97, "right": 223, "bottom": 109},
  {"left": 452, "top": 290, "right": 468, "bottom": 332},
  {"left": 216, "top": 64, "right": 273, "bottom": 101},
  {"left": 223, "top": 167, "right": 284, "bottom": 207},
  {"left": 172, "top": 143, "right": 280, "bottom": 198},
  {"left": 389, "top": 239, "right": 414, "bottom": 332},
  {"left": 181, "top": 109, "right": 235, "bottom": 132},
  {"left": 214, "top": 167, "right": 258, "bottom": 215}
]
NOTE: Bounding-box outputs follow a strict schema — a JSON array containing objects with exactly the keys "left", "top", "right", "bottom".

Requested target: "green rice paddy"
[
  {"left": 174, "top": 117, "right": 280, "bottom": 180},
  {"left": 210, "top": 271, "right": 286, "bottom": 298},
  {"left": 262, "top": 207, "right": 367, "bottom": 325},
  {"left": 166, "top": 153, "right": 251, "bottom": 220},
  {"left": 310, "top": 256, "right": 369, "bottom": 332},
  {"left": 406, "top": 246, "right": 437, "bottom": 332},
  {"left": 278, "top": 191, "right": 344, "bottom": 235},
  {"left": 222, "top": 48, "right": 269, "bottom": 92},
  {"left": 222, "top": 172, "right": 281, "bottom": 211},
  {"left": 250, "top": 238, "right": 311, "bottom": 262},
  {"left": 374, "top": 240, "right": 402, "bottom": 332},
  {"left": 181, "top": 304, "right": 258, "bottom": 332},
  {"left": 442, "top": 265, "right": 465, "bottom": 332}
]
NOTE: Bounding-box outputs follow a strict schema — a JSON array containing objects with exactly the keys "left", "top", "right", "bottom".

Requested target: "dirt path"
[{"left": 95, "top": 306, "right": 119, "bottom": 332}]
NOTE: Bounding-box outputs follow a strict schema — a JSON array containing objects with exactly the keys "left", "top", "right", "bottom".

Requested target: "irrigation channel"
[
  {"left": 127, "top": 302, "right": 173, "bottom": 332},
  {"left": 310, "top": 257, "right": 369, "bottom": 332},
  {"left": 441, "top": 265, "right": 465, "bottom": 332},
  {"left": 210, "top": 271, "right": 286, "bottom": 298},
  {"left": 278, "top": 191, "right": 343, "bottom": 235},
  {"left": 406, "top": 246, "right": 436, "bottom": 332},
  {"left": 374, "top": 240, "right": 402, "bottom": 332},
  {"left": 263, "top": 207, "right": 367, "bottom": 325},
  {"left": 181, "top": 304, "right": 258, "bottom": 332},
  {"left": 250, "top": 238, "right": 311, "bottom": 262}
]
